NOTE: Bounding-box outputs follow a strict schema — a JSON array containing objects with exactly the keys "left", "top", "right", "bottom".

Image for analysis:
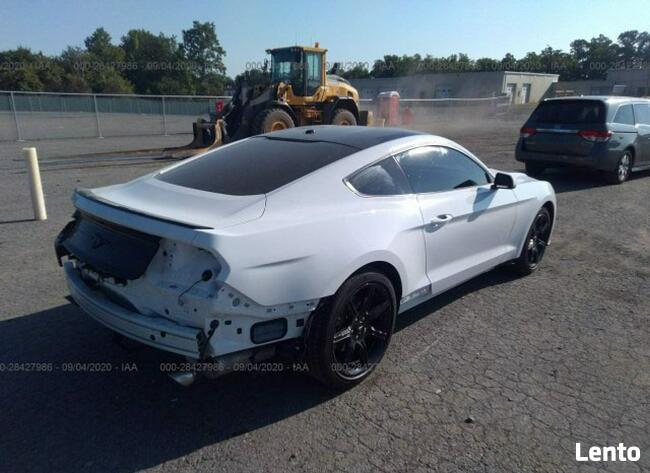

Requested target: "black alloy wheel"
[
  {"left": 331, "top": 281, "right": 394, "bottom": 380},
  {"left": 306, "top": 271, "right": 396, "bottom": 389},
  {"left": 512, "top": 207, "right": 552, "bottom": 276}
]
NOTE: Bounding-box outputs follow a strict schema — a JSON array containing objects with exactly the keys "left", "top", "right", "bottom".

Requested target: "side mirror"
[{"left": 492, "top": 172, "right": 516, "bottom": 190}]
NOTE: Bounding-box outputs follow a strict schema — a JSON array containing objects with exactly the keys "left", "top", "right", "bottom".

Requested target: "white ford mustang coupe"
[{"left": 56, "top": 126, "right": 556, "bottom": 388}]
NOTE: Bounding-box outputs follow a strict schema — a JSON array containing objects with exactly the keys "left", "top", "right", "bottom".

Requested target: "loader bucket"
[
  {"left": 359, "top": 110, "right": 375, "bottom": 127},
  {"left": 167, "top": 120, "right": 225, "bottom": 159}
]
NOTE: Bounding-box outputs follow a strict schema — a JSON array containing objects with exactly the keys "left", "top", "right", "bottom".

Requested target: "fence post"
[
  {"left": 10, "top": 92, "right": 23, "bottom": 141},
  {"left": 162, "top": 96, "right": 168, "bottom": 135},
  {"left": 93, "top": 94, "right": 103, "bottom": 138}
]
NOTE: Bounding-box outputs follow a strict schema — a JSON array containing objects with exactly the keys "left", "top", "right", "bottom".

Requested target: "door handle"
[{"left": 430, "top": 214, "right": 453, "bottom": 224}]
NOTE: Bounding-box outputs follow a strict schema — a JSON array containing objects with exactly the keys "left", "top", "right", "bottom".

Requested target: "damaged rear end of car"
[{"left": 55, "top": 184, "right": 316, "bottom": 385}]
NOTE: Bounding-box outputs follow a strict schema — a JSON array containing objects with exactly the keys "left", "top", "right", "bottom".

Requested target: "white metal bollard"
[{"left": 23, "top": 147, "right": 47, "bottom": 221}]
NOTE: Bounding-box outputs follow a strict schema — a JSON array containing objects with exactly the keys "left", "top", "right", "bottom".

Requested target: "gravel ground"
[{"left": 0, "top": 122, "right": 648, "bottom": 473}]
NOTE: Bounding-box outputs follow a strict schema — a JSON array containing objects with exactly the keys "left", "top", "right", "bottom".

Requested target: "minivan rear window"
[
  {"left": 157, "top": 137, "right": 358, "bottom": 195},
  {"left": 529, "top": 100, "right": 605, "bottom": 124}
]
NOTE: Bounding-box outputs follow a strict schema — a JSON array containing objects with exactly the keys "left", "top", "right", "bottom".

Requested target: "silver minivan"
[{"left": 515, "top": 96, "right": 650, "bottom": 184}]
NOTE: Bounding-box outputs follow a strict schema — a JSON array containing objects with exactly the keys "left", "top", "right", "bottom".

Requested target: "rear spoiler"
[{"left": 75, "top": 188, "right": 214, "bottom": 230}]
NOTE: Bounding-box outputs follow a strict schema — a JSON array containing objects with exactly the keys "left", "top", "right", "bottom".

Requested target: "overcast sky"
[{"left": 1, "top": 0, "right": 649, "bottom": 76}]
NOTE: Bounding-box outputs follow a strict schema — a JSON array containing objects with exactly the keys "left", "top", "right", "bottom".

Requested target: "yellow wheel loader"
[
  {"left": 173, "top": 43, "right": 372, "bottom": 157},
  {"left": 79, "top": 44, "right": 371, "bottom": 160}
]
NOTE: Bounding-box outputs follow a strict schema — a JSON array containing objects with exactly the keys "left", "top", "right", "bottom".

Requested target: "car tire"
[
  {"left": 306, "top": 271, "right": 396, "bottom": 389},
  {"left": 331, "top": 109, "right": 357, "bottom": 126},
  {"left": 525, "top": 162, "right": 546, "bottom": 178},
  {"left": 253, "top": 108, "right": 295, "bottom": 135},
  {"left": 511, "top": 206, "right": 552, "bottom": 276},
  {"left": 603, "top": 151, "right": 632, "bottom": 185}
]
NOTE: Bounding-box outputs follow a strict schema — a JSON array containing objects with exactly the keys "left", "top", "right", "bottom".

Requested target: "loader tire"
[
  {"left": 331, "top": 109, "right": 357, "bottom": 126},
  {"left": 253, "top": 108, "right": 294, "bottom": 135}
]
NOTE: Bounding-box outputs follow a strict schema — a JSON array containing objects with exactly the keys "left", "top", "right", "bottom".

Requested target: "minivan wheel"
[
  {"left": 306, "top": 272, "right": 396, "bottom": 389},
  {"left": 604, "top": 151, "right": 632, "bottom": 185},
  {"left": 512, "top": 207, "right": 552, "bottom": 276},
  {"left": 525, "top": 162, "right": 546, "bottom": 178}
]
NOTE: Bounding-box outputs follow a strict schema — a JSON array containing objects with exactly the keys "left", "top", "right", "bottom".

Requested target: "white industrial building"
[
  {"left": 349, "top": 71, "right": 559, "bottom": 103},
  {"left": 551, "top": 68, "right": 650, "bottom": 97}
]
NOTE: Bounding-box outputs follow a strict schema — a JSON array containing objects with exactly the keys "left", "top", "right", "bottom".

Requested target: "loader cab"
[{"left": 268, "top": 45, "right": 326, "bottom": 97}]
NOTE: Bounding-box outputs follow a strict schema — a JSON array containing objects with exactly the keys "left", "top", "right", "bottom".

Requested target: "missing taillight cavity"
[
  {"left": 577, "top": 130, "right": 612, "bottom": 142},
  {"left": 520, "top": 127, "right": 536, "bottom": 138}
]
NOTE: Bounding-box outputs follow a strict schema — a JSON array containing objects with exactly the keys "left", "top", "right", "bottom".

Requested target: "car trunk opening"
[
  {"left": 56, "top": 212, "right": 161, "bottom": 281},
  {"left": 57, "top": 178, "right": 266, "bottom": 283}
]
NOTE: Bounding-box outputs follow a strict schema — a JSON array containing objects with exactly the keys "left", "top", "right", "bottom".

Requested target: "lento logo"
[
  {"left": 576, "top": 443, "right": 641, "bottom": 462},
  {"left": 90, "top": 232, "right": 110, "bottom": 250}
]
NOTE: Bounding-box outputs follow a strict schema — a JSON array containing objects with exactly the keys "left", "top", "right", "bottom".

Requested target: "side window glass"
[
  {"left": 613, "top": 104, "right": 635, "bottom": 125},
  {"left": 396, "top": 146, "right": 490, "bottom": 193},
  {"left": 633, "top": 103, "right": 650, "bottom": 125},
  {"left": 347, "top": 157, "right": 410, "bottom": 196}
]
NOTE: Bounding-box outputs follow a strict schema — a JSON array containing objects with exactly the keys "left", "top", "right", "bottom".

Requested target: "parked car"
[
  {"left": 516, "top": 96, "right": 650, "bottom": 184},
  {"left": 56, "top": 126, "right": 556, "bottom": 388}
]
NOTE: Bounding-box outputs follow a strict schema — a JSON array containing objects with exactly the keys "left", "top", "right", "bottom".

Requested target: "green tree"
[
  {"left": 181, "top": 21, "right": 226, "bottom": 80},
  {"left": 617, "top": 30, "right": 639, "bottom": 65},
  {"left": 0, "top": 48, "right": 64, "bottom": 91},
  {"left": 59, "top": 45, "right": 133, "bottom": 94},
  {"left": 499, "top": 53, "right": 517, "bottom": 71},
  {"left": 583, "top": 34, "right": 618, "bottom": 79},
  {"left": 234, "top": 67, "right": 269, "bottom": 88},
  {"left": 85, "top": 27, "right": 126, "bottom": 65},
  {"left": 538, "top": 46, "right": 579, "bottom": 80},
  {"left": 475, "top": 57, "right": 500, "bottom": 72},
  {"left": 121, "top": 29, "right": 193, "bottom": 94},
  {"left": 342, "top": 64, "right": 370, "bottom": 79}
]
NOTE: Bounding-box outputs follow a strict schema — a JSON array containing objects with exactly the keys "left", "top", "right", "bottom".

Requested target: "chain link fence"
[
  {"left": 0, "top": 91, "right": 229, "bottom": 141},
  {"left": 0, "top": 91, "right": 515, "bottom": 142}
]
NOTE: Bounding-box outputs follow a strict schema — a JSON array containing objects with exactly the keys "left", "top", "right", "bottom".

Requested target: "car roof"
[
  {"left": 543, "top": 96, "right": 649, "bottom": 104},
  {"left": 259, "top": 125, "right": 426, "bottom": 150}
]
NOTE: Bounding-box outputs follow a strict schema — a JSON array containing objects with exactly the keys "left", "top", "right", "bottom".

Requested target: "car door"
[
  {"left": 395, "top": 146, "right": 518, "bottom": 296},
  {"left": 633, "top": 102, "right": 650, "bottom": 165}
]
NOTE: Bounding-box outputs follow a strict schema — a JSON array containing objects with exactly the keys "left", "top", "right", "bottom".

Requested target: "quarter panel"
[{"left": 206, "top": 181, "right": 429, "bottom": 307}]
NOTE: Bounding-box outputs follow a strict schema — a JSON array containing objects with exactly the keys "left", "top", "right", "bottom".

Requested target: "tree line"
[
  {"left": 0, "top": 21, "right": 230, "bottom": 95},
  {"left": 1, "top": 27, "right": 649, "bottom": 95},
  {"left": 331, "top": 30, "right": 650, "bottom": 81}
]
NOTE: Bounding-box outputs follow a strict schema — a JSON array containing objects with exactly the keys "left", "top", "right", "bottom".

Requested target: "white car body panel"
[{"left": 59, "top": 128, "right": 556, "bottom": 360}]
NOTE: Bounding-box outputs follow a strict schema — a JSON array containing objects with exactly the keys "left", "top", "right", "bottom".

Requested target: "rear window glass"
[
  {"left": 613, "top": 104, "right": 635, "bottom": 125},
  {"left": 157, "top": 137, "right": 357, "bottom": 195},
  {"left": 530, "top": 100, "right": 605, "bottom": 124}
]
